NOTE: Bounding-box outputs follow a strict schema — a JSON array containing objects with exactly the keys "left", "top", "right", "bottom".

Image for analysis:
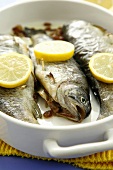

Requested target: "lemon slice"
[
  {"left": 86, "top": 0, "right": 113, "bottom": 9},
  {"left": 0, "top": 52, "right": 32, "bottom": 88},
  {"left": 89, "top": 53, "right": 113, "bottom": 83},
  {"left": 34, "top": 40, "right": 74, "bottom": 62}
]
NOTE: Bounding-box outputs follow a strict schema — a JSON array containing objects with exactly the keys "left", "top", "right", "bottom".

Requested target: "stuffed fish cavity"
[{"left": 33, "top": 56, "right": 91, "bottom": 122}]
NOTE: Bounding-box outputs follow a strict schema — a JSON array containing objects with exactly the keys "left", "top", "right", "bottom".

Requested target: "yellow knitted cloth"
[{"left": 1, "top": 139, "right": 113, "bottom": 170}]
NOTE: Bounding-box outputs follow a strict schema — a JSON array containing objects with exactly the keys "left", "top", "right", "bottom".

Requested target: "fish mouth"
[
  {"left": 56, "top": 82, "right": 89, "bottom": 122},
  {"left": 43, "top": 98, "right": 85, "bottom": 122},
  {"left": 64, "top": 95, "right": 86, "bottom": 122},
  {"left": 75, "top": 105, "right": 86, "bottom": 122},
  {"left": 56, "top": 105, "right": 86, "bottom": 122}
]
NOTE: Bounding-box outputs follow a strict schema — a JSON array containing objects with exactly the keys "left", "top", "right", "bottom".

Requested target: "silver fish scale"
[
  {"left": 35, "top": 56, "right": 91, "bottom": 122},
  {"left": 29, "top": 30, "right": 91, "bottom": 122},
  {"left": 66, "top": 21, "right": 113, "bottom": 54},
  {"left": 0, "top": 35, "right": 29, "bottom": 55},
  {"left": 63, "top": 20, "right": 113, "bottom": 119},
  {"left": 0, "top": 35, "right": 41, "bottom": 124},
  {"left": 35, "top": 58, "right": 87, "bottom": 101},
  {"left": 0, "top": 75, "right": 38, "bottom": 123}
]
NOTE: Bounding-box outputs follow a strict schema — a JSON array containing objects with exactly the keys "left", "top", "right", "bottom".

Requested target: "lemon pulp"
[
  {"left": 0, "top": 52, "right": 32, "bottom": 88},
  {"left": 34, "top": 40, "right": 74, "bottom": 62},
  {"left": 89, "top": 53, "right": 113, "bottom": 83}
]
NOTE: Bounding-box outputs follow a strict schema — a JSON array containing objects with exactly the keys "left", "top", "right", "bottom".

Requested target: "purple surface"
[{"left": 0, "top": 156, "right": 84, "bottom": 170}]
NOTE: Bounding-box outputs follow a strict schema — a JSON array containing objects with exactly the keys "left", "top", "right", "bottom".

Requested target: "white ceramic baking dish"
[{"left": 0, "top": 0, "right": 113, "bottom": 159}]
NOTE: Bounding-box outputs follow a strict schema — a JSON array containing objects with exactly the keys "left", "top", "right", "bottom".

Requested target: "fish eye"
[{"left": 81, "top": 97, "right": 86, "bottom": 103}]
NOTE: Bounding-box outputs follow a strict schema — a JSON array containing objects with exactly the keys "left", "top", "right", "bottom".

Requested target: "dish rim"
[
  {"left": 0, "top": 0, "right": 112, "bottom": 14},
  {"left": 1, "top": 110, "right": 113, "bottom": 130}
]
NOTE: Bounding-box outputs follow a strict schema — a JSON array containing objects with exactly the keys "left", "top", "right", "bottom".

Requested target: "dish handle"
[{"left": 43, "top": 129, "right": 113, "bottom": 158}]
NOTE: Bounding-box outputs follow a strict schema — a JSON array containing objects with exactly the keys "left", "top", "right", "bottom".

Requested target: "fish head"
[{"left": 57, "top": 82, "right": 91, "bottom": 122}]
